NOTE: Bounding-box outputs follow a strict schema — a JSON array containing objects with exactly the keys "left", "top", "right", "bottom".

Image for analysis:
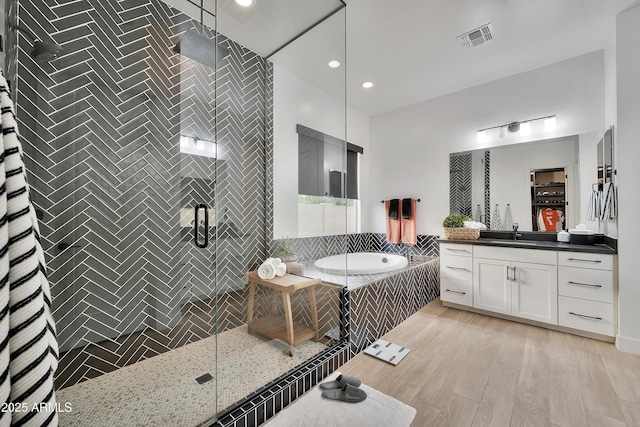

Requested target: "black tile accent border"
[{"left": 211, "top": 342, "right": 351, "bottom": 427}]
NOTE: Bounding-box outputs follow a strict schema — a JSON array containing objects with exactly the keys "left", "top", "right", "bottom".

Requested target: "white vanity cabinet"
[
  {"left": 439, "top": 243, "right": 473, "bottom": 306},
  {"left": 440, "top": 241, "right": 617, "bottom": 339},
  {"left": 473, "top": 246, "right": 558, "bottom": 325},
  {"left": 557, "top": 251, "right": 615, "bottom": 336}
]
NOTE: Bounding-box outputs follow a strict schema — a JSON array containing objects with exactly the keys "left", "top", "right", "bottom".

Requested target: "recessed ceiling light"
[
  {"left": 362, "top": 81, "right": 373, "bottom": 89},
  {"left": 328, "top": 60, "right": 340, "bottom": 68},
  {"left": 235, "top": 0, "right": 253, "bottom": 6}
]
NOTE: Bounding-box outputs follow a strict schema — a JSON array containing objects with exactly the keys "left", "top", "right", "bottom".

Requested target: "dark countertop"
[{"left": 438, "top": 237, "right": 617, "bottom": 254}]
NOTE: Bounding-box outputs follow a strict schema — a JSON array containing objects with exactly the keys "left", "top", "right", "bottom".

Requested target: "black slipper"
[
  {"left": 321, "top": 383, "right": 367, "bottom": 403},
  {"left": 319, "top": 374, "right": 362, "bottom": 390}
]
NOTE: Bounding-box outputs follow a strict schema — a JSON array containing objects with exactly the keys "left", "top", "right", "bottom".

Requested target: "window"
[{"left": 296, "top": 124, "right": 362, "bottom": 236}]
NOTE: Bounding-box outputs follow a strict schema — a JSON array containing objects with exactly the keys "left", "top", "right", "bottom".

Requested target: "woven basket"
[{"left": 443, "top": 227, "right": 480, "bottom": 240}]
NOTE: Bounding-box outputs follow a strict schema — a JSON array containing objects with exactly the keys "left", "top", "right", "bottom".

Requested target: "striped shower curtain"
[{"left": 0, "top": 71, "right": 59, "bottom": 426}]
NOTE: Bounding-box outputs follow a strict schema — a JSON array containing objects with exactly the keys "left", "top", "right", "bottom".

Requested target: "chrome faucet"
[{"left": 513, "top": 223, "right": 522, "bottom": 240}]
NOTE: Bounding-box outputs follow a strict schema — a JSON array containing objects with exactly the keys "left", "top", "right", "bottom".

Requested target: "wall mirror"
[
  {"left": 449, "top": 131, "right": 607, "bottom": 232},
  {"left": 597, "top": 127, "right": 614, "bottom": 184}
]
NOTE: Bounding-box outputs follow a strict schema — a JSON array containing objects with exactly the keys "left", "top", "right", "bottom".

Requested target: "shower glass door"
[
  {"left": 214, "top": 0, "right": 347, "bottom": 419},
  {"left": 11, "top": 0, "right": 222, "bottom": 424}
]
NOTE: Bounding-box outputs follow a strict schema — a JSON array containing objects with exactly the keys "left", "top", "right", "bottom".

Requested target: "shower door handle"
[{"left": 194, "top": 204, "right": 209, "bottom": 248}]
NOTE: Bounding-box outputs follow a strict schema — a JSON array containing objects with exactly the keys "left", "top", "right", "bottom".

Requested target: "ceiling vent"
[{"left": 457, "top": 23, "right": 494, "bottom": 49}]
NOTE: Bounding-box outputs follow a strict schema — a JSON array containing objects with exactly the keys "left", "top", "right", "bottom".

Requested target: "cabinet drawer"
[
  {"left": 473, "top": 246, "right": 556, "bottom": 265},
  {"left": 558, "top": 267, "right": 614, "bottom": 303},
  {"left": 440, "top": 278, "right": 472, "bottom": 306},
  {"left": 440, "top": 255, "right": 472, "bottom": 281},
  {"left": 558, "top": 296, "right": 614, "bottom": 336},
  {"left": 440, "top": 243, "right": 473, "bottom": 257},
  {"left": 558, "top": 251, "right": 614, "bottom": 271}
]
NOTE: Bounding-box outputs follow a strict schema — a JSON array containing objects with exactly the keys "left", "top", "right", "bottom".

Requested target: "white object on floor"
[
  {"left": 266, "top": 371, "right": 416, "bottom": 427},
  {"left": 363, "top": 339, "right": 410, "bottom": 366}
]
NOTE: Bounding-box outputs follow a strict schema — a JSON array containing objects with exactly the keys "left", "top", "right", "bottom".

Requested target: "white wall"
[
  {"left": 272, "top": 65, "right": 370, "bottom": 239},
  {"left": 615, "top": 6, "right": 640, "bottom": 354},
  {"left": 367, "top": 50, "right": 605, "bottom": 236}
]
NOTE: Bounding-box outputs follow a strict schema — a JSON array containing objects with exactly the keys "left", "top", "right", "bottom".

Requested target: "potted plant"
[
  {"left": 442, "top": 214, "right": 479, "bottom": 240},
  {"left": 275, "top": 236, "right": 298, "bottom": 262}
]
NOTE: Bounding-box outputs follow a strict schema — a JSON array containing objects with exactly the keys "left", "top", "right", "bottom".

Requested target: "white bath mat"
[
  {"left": 363, "top": 339, "right": 410, "bottom": 365},
  {"left": 266, "top": 371, "right": 416, "bottom": 426}
]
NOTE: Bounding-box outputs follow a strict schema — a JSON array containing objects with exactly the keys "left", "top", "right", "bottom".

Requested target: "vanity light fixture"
[
  {"left": 477, "top": 114, "right": 556, "bottom": 143},
  {"left": 328, "top": 60, "right": 341, "bottom": 68},
  {"left": 362, "top": 81, "right": 374, "bottom": 89}
]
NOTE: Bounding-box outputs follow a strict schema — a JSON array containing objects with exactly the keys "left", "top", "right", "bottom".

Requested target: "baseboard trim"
[{"left": 616, "top": 334, "right": 640, "bottom": 355}]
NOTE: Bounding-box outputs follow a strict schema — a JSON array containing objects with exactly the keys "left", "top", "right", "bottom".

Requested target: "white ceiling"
[
  {"left": 343, "top": 0, "right": 640, "bottom": 116},
  {"left": 175, "top": 0, "right": 640, "bottom": 117}
]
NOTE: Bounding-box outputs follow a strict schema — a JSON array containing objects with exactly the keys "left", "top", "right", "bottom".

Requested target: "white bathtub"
[{"left": 313, "top": 252, "right": 408, "bottom": 275}]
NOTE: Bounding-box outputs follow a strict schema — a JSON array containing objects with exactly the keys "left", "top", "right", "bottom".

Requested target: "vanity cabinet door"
[
  {"left": 473, "top": 258, "right": 511, "bottom": 315},
  {"left": 512, "top": 262, "right": 558, "bottom": 325}
]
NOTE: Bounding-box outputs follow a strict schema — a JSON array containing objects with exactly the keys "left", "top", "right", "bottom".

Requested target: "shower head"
[
  {"left": 12, "top": 24, "right": 63, "bottom": 62},
  {"left": 30, "top": 40, "right": 64, "bottom": 61},
  {"left": 173, "top": 29, "right": 228, "bottom": 68}
]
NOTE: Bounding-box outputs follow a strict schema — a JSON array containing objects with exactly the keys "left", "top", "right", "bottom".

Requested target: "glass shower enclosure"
[{"left": 5, "top": 0, "right": 346, "bottom": 425}]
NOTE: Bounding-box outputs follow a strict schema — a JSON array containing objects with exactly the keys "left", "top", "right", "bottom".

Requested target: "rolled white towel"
[
  {"left": 271, "top": 257, "right": 282, "bottom": 268},
  {"left": 275, "top": 263, "right": 286, "bottom": 277},
  {"left": 258, "top": 261, "right": 276, "bottom": 280}
]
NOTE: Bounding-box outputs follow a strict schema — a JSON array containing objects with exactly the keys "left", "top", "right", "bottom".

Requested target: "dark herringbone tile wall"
[
  {"left": 449, "top": 151, "right": 473, "bottom": 217},
  {"left": 9, "top": 0, "right": 272, "bottom": 389}
]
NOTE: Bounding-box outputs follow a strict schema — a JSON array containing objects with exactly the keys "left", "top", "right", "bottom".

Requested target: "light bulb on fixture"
[
  {"left": 362, "top": 81, "right": 374, "bottom": 89},
  {"left": 544, "top": 116, "right": 557, "bottom": 131},
  {"left": 235, "top": 0, "right": 253, "bottom": 6},
  {"left": 328, "top": 60, "right": 341, "bottom": 68},
  {"left": 477, "top": 130, "right": 488, "bottom": 143},
  {"left": 520, "top": 122, "right": 531, "bottom": 136},
  {"left": 497, "top": 126, "right": 507, "bottom": 139}
]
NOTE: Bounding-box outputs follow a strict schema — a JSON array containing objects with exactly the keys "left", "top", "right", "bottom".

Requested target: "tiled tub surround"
[
  {"left": 274, "top": 232, "right": 440, "bottom": 263},
  {"left": 344, "top": 258, "right": 440, "bottom": 351},
  {"left": 300, "top": 253, "right": 440, "bottom": 351}
]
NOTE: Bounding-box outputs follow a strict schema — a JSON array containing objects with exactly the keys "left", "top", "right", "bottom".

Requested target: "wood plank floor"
[{"left": 339, "top": 298, "right": 640, "bottom": 427}]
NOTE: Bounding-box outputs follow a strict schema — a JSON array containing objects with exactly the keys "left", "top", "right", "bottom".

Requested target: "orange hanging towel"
[
  {"left": 385, "top": 199, "right": 401, "bottom": 244},
  {"left": 401, "top": 198, "right": 417, "bottom": 246}
]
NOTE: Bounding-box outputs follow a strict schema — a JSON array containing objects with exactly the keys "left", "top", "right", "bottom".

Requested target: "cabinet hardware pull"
[
  {"left": 568, "top": 281, "right": 602, "bottom": 288},
  {"left": 445, "top": 289, "right": 466, "bottom": 295},
  {"left": 446, "top": 266, "right": 470, "bottom": 271},
  {"left": 446, "top": 248, "right": 470, "bottom": 253},
  {"left": 567, "top": 258, "right": 602, "bottom": 263},
  {"left": 569, "top": 312, "right": 603, "bottom": 321},
  {"left": 506, "top": 266, "right": 515, "bottom": 281}
]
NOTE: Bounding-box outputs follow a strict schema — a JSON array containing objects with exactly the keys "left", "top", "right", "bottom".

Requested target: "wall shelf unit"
[{"left": 530, "top": 168, "right": 567, "bottom": 231}]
